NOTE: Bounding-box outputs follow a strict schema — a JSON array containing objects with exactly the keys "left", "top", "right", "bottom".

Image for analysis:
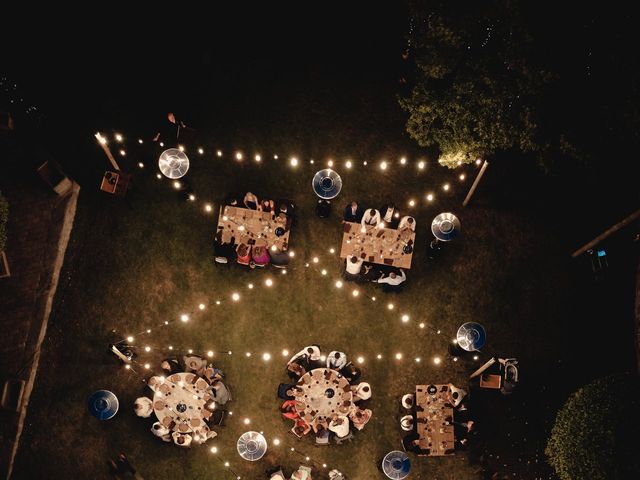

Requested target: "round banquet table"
[
  {"left": 295, "top": 368, "right": 353, "bottom": 422},
  {"left": 153, "top": 372, "right": 212, "bottom": 433}
]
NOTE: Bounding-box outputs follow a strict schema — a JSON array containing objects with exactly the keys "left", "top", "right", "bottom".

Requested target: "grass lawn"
[{"left": 11, "top": 132, "right": 579, "bottom": 480}]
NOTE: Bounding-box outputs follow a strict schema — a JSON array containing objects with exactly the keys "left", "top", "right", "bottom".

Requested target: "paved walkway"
[{"left": 0, "top": 173, "right": 79, "bottom": 480}]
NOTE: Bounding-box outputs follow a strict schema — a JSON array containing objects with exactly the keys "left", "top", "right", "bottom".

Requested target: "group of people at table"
[
  {"left": 400, "top": 384, "right": 475, "bottom": 455},
  {"left": 214, "top": 191, "right": 294, "bottom": 268},
  {"left": 279, "top": 346, "right": 372, "bottom": 444},
  {"left": 343, "top": 201, "right": 414, "bottom": 289},
  {"left": 133, "top": 355, "right": 231, "bottom": 448}
]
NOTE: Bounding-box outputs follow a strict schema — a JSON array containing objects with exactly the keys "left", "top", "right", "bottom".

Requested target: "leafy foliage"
[
  {"left": 400, "top": 0, "right": 548, "bottom": 166},
  {"left": 546, "top": 374, "right": 640, "bottom": 480},
  {"left": 0, "top": 191, "right": 8, "bottom": 252}
]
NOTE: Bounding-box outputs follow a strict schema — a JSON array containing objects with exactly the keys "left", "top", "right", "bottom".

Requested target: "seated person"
[
  {"left": 380, "top": 202, "right": 398, "bottom": 227},
  {"left": 374, "top": 269, "right": 406, "bottom": 287},
  {"left": 361, "top": 208, "right": 381, "bottom": 227},
  {"left": 316, "top": 199, "right": 331, "bottom": 218},
  {"left": 292, "top": 419, "right": 312, "bottom": 437},
  {"left": 160, "top": 358, "right": 181, "bottom": 375},
  {"left": 134, "top": 397, "right": 153, "bottom": 418},
  {"left": 151, "top": 422, "right": 171, "bottom": 442},
  {"left": 214, "top": 230, "right": 236, "bottom": 260},
  {"left": 402, "top": 430, "right": 422, "bottom": 453},
  {"left": 312, "top": 416, "right": 330, "bottom": 432},
  {"left": 209, "top": 381, "right": 231, "bottom": 405},
  {"left": 328, "top": 415, "right": 350, "bottom": 438},
  {"left": 398, "top": 215, "right": 416, "bottom": 231},
  {"left": 192, "top": 425, "right": 216, "bottom": 445},
  {"left": 171, "top": 431, "right": 192, "bottom": 447},
  {"left": 147, "top": 376, "right": 163, "bottom": 392},
  {"left": 243, "top": 191, "right": 259, "bottom": 209},
  {"left": 345, "top": 254, "right": 364, "bottom": 278},
  {"left": 287, "top": 361, "right": 307, "bottom": 380},
  {"left": 258, "top": 199, "right": 275, "bottom": 213},
  {"left": 276, "top": 201, "right": 294, "bottom": 229},
  {"left": 315, "top": 424, "right": 331, "bottom": 443},
  {"left": 278, "top": 383, "right": 301, "bottom": 400},
  {"left": 326, "top": 351, "right": 348, "bottom": 370},
  {"left": 203, "top": 366, "right": 224, "bottom": 384},
  {"left": 269, "top": 245, "right": 290, "bottom": 267},
  {"left": 353, "top": 382, "right": 372, "bottom": 402},
  {"left": 280, "top": 400, "right": 300, "bottom": 420},
  {"left": 343, "top": 201, "right": 363, "bottom": 222},
  {"left": 288, "top": 346, "right": 321, "bottom": 365},
  {"left": 251, "top": 245, "right": 270, "bottom": 266},
  {"left": 236, "top": 243, "right": 252, "bottom": 264},
  {"left": 183, "top": 355, "right": 207, "bottom": 374},
  {"left": 340, "top": 363, "right": 361, "bottom": 383},
  {"left": 349, "top": 407, "right": 372, "bottom": 430}
]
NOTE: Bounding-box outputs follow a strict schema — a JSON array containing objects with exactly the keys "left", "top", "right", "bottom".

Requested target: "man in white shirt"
[
  {"left": 134, "top": 397, "right": 153, "bottom": 418},
  {"left": 288, "top": 345, "right": 321, "bottom": 365},
  {"left": 380, "top": 203, "right": 398, "bottom": 226},
  {"left": 361, "top": 208, "right": 381, "bottom": 227},
  {"left": 374, "top": 269, "right": 406, "bottom": 286},
  {"left": 151, "top": 422, "right": 172, "bottom": 442},
  {"left": 326, "top": 351, "right": 348, "bottom": 370},
  {"left": 398, "top": 216, "right": 416, "bottom": 231},
  {"left": 345, "top": 255, "right": 363, "bottom": 276},
  {"left": 328, "top": 415, "right": 350, "bottom": 438},
  {"left": 353, "top": 382, "right": 372, "bottom": 401},
  {"left": 172, "top": 432, "right": 192, "bottom": 447}
]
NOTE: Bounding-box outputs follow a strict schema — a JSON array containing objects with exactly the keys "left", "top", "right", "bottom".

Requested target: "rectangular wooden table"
[
  {"left": 339, "top": 222, "right": 416, "bottom": 269},
  {"left": 216, "top": 205, "right": 290, "bottom": 249},
  {"left": 415, "top": 384, "right": 455, "bottom": 456}
]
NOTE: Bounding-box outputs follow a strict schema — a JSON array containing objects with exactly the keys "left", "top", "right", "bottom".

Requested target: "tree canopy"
[
  {"left": 400, "top": 0, "right": 547, "bottom": 166},
  {"left": 546, "top": 374, "right": 640, "bottom": 480}
]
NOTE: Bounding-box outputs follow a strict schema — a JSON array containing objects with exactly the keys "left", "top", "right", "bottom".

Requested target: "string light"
[
  {"left": 199, "top": 303, "right": 205, "bottom": 310},
  {"left": 188, "top": 194, "right": 196, "bottom": 201},
  {"left": 262, "top": 353, "right": 271, "bottom": 361},
  {"left": 329, "top": 248, "right": 335, "bottom": 254},
  {"left": 245, "top": 352, "right": 251, "bottom": 357},
  {"left": 217, "top": 150, "right": 222, "bottom": 157},
  {"left": 473, "top": 355, "right": 479, "bottom": 360},
  {"left": 352, "top": 289, "right": 359, "bottom": 297},
  {"left": 180, "top": 314, "right": 189, "bottom": 322},
  {"left": 207, "top": 351, "right": 214, "bottom": 357},
  {"left": 273, "top": 438, "right": 280, "bottom": 446},
  {"left": 443, "top": 183, "right": 450, "bottom": 191},
  {"left": 281, "top": 269, "right": 287, "bottom": 275},
  {"left": 476, "top": 159, "right": 482, "bottom": 165},
  {"left": 415, "top": 357, "right": 421, "bottom": 363},
  {"left": 232, "top": 293, "right": 240, "bottom": 301},
  {"left": 288, "top": 251, "right": 295, "bottom": 258},
  {"left": 400, "top": 157, "right": 407, "bottom": 165},
  {"left": 235, "top": 152, "right": 243, "bottom": 161},
  {"left": 255, "top": 154, "right": 261, "bottom": 162},
  {"left": 178, "top": 145, "right": 185, "bottom": 152},
  {"left": 309, "top": 159, "right": 314, "bottom": 164},
  {"left": 144, "top": 346, "right": 151, "bottom": 352},
  {"left": 395, "top": 353, "right": 402, "bottom": 360},
  {"left": 363, "top": 161, "right": 368, "bottom": 165},
  {"left": 327, "top": 159, "right": 334, "bottom": 167},
  {"left": 137, "top": 162, "right": 144, "bottom": 168},
  {"left": 210, "top": 446, "right": 218, "bottom": 453},
  {"left": 377, "top": 354, "right": 382, "bottom": 359},
  {"left": 243, "top": 418, "right": 250, "bottom": 424},
  {"left": 401, "top": 314, "right": 409, "bottom": 323},
  {"left": 144, "top": 363, "right": 150, "bottom": 369},
  {"left": 346, "top": 160, "right": 352, "bottom": 169},
  {"left": 204, "top": 204, "right": 213, "bottom": 213},
  {"left": 387, "top": 303, "right": 394, "bottom": 310},
  {"left": 321, "top": 269, "right": 327, "bottom": 276},
  {"left": 419, "top": 323, "right": 425, "bottom": 329},
  {"left": 418, "top": 161, "right": 425, "bottom": 170},
  {"left": 248, "top": 283, "right": 254, "bottom": 289},
  {"left": 290, "top": 157, "right": 298, "bottom": 167},
  {"left": 265, "top": 278, "right": 273, "bottom": 287},
  {"left": 282, "top": 349, "right": 289, "bottom": 356},
  {"left": 173, "top": 181, "right": 181, "bottom": 190},
  {"left": 408, "top": 199, "right": 415, "bottom": 207},
  {"left": 335, "top": 280, "right": 343, "bottom": 288},
  {"left": 119, "top": 149, "right": 126, "bottom": 156},
  {"left": 274, "top": 154, "right": 279, "bottom": 159},
  {"left": 312, "top": 257, "right": 319, "bottom": 263},
  {"left": 127, "top": 336, "right": 134, "bottom": 342},
  {"left": 459, "top": 173, "right": 466, "bottom": 181},
  {"left": 198, "top": 148, "right": 204, "bottom": 155},
  {"left": 426, "top": 193, "right": 434, "bottom": 202},
  {"left": 138, "top": 139, "right": 143, "bottom": 144},
  {"left": 380, "top": 161, "right": 387, "bottom": 170},
  {"left": 159, "top": 142, "right": 164, "bottom": 147},
  {"left": 115, "top": 134, "right": 123, "bottom": 142},
  {"left": 156, "top": 173, "right": 162, "bottom": 179},
  {"left": 433, "top": 356, "right": 441, "bottom": 365},
  {"left": 357, "top": 356, "right": 365, "bottom": 364}
]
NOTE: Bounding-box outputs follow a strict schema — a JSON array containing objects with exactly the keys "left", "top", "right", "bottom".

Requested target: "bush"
[
  {"left": 0, "top": 191, "right": 8, "bottom": 252},
  {"left": 546, "top": 374, "right": 640, "bottom": 480}
]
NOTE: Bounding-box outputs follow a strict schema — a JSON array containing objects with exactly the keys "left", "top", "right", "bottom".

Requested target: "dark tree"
[
  {"left": 399, "top": 0, "right": 548, "bottom": 166},
  {"left": 546, "top": 374, "right": 640, "bottom": 480}
]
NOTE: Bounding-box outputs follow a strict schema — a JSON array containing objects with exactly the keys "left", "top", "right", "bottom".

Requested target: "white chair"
[
  {"left": 400, "top": 415, "right": 414, "bottom": 431},
  {"left": 401, "top": 393, "right": 414, "bottom": 410},
  {"left": 134, "top": 396, "right": 153, "bottom": 418}
]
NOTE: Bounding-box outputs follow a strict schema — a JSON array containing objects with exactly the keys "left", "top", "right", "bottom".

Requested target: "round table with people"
[
  {"left": 153, "top": 372, "right": 212, "bottom": 433},
  {"left": 294, "top": 368, "right": 354, "bottom": 422}
]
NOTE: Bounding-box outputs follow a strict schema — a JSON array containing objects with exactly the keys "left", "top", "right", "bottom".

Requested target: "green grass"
[{"left": 13, "top": 140, "right": 568, "bottom": 480}]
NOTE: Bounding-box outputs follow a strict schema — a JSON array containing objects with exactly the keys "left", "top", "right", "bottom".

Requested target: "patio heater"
[
  {"left": 158, "top": 148, "right": 190, "bottom": 179},
  {"left": 312, "top": 169, "right": 342, "bottom": 218},
  {"left": 237, "top": 431, "right": 267, "bottom": 461},
  {"left": 429, "top": 212, "right": 460, "bottom": 258}
]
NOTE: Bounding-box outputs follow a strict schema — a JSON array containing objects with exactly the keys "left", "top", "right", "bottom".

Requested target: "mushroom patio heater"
[
  {"left": 456, "top": 322, "right": 487, "bottom": 352},
  {"left": 237, "top": 431, "right": 267, "bottom": 461},
  {"left": 87, "top": 390, "right": 119, "bottom": 420},
  {"left": 158, "top": 148, "right": 190, "bottom": 179},
  {"left": 312, "top": 169, "right": 342, "bottom": 217},
  {"left": 382, "top": 450, "right": 411, "bottom": 479}
]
